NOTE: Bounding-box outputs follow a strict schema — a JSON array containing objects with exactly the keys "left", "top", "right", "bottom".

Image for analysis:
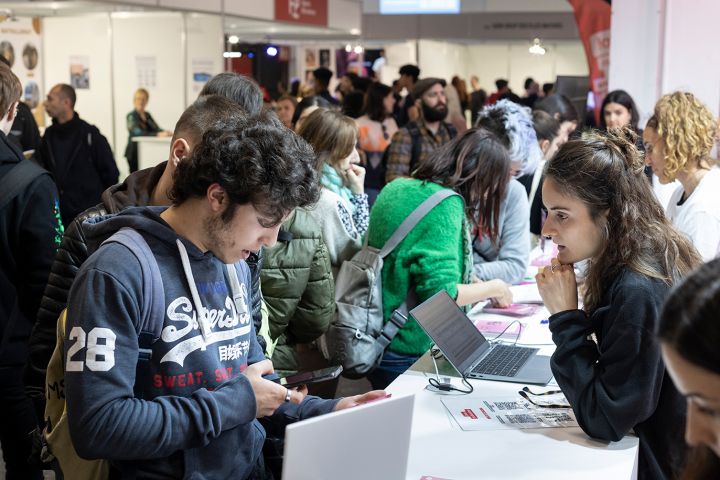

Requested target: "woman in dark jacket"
[
  {"left": 536, "top": 129, "right": 701, "bottom": 480},
  {"left": 124, "top": 88, "right": 170, "bottom": 172}
]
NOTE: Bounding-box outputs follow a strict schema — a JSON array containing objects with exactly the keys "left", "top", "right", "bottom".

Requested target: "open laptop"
[
  {"left": 282, "top": 394, "right": 415, "bottom": 480},
  {"left": 410, "top": 290, "right": 553, "bottom": 385}
]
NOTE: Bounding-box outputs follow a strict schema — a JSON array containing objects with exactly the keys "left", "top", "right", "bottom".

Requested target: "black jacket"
[
  {"left": 517, "top": 172, "right": 544, "bottom": 236},
  {"left": 0, "top": 131, "right": 62, "bottom": 367},
  {"left": 39, "top": 113, "right": 119, "bottom": 227},
  {"left": 25, "top": 161, "right": 265, "bottom": 400},
  {"left": 7, "top": 101, "right": 41, "bottom": 156},
  {"left": 549, "top": 269, "right": 686, "bottom": 480}
]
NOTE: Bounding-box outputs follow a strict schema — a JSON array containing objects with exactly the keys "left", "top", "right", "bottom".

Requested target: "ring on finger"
[{"left": 284, "top": 388, "right": 292, "bottom": 403}]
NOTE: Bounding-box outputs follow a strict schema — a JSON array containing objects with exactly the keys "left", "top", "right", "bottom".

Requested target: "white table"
[
  {"left": 386, "top": 294, "right": 639, "bottom": 480},
  {"left": 133, "top": 136, "right": 171, "bottom": 171}
]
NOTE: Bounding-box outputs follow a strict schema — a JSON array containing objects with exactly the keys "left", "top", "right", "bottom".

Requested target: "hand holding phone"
[{"left": 273, "top": 366, "right": 343, "bottom": 389}]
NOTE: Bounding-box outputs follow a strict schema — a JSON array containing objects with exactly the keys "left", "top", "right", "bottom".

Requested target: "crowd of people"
[{"left": 1, "top": 54, "right": 720, "bottom": 480}]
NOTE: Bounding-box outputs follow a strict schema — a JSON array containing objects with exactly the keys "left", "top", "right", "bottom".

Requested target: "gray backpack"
[{"left": 326, "top": 189, "right": 460, "bottom": 378}]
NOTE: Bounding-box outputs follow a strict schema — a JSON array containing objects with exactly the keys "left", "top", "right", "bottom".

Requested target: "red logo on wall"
[{"left": 275, "top": 0, "right": 328, "bottom": 27}]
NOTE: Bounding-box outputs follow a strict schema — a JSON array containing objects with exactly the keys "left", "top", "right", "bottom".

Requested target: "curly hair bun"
[{"left": 601, "top": 126, "right": 645, "bottom": 175}]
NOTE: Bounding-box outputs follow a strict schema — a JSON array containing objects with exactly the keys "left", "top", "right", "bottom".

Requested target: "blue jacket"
[{"left": 64, "top": 206, "right": 338, "bottom": 479}]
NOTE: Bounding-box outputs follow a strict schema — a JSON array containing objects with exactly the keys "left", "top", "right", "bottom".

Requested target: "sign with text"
[
  {"left": 275, "top": 0, "right": 328, "bottom": 26},
  {"left": 381, "top": 0, "right": 459, "bottom": 14}
]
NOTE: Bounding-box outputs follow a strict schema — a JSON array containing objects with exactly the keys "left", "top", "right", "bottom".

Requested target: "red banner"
[
  {"left": 568, "top": 0, "right": 610, "bottom": 123},
  {"left": 275, "top": 0, "right": 328, "bottom": 27}
]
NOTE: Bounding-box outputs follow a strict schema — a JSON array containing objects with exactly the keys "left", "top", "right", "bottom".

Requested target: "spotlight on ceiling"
[{"left": 528, "top": 38, "right": 546, "bottom": 55}]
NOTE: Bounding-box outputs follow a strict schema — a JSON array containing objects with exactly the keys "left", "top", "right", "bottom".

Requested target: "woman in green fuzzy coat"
[{"left": 366, "top": 128, "right": 516, "bottom": 388}]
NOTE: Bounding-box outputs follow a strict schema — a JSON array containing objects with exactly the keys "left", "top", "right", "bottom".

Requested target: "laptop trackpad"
[{"left": 514, "top": 354, "right": 553, "bottom": 385}]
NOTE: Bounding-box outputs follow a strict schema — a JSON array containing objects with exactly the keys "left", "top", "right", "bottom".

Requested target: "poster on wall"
[
  {"left": 69, "top": 55, "right": 90, "bottom": 89},
  {"left": 136, "top": 55, "right": 157, "bottom": 88},
  {"left": 319, "top": 49, "right": 330, "bottom": 68},
  {"left": 0, "top": 17, "right": 43, "bottom": 123},
  {"left": 191, "top": 57, "right": 213, "bottom": 93},
  {"left": 304, "top": 48, "right": 317, "bottom": 69}
]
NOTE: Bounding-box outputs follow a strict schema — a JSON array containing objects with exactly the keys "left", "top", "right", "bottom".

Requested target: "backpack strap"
[
  {"left": 407, "top": 122, "right": 422, "bottom": 174},
  {"left": 378, "top": 189, "right": 461, "bottom": 258},
  {"left": 0, "top": 159, "right": 47, "bottom": 211},
  {"left": 225, "top": 263, "right": 248, "bottom": 318},
  {"left": 376, "top": 309, "right": 409, "bottom": 352},
  {"left": 101, "top": 228, "right": 165, "bottom": 398}
]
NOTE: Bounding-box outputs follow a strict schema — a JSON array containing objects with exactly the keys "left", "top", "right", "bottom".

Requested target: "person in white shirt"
[{"left": 643, "top": 91, "right": 720, "bottom": 261}]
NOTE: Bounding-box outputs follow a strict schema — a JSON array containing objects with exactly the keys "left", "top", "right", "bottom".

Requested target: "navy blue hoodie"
[{"left": 64, "top": 206, "right": 338, "bottom": 479}]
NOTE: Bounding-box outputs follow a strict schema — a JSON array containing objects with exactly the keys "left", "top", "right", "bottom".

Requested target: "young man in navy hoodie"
[{"left": 63, "top": 112, "right": 384, "bottom": 478}]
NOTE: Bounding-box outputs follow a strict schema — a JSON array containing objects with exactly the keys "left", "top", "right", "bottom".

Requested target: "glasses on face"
[{"left": 518, "top": 386, "right": 571, "bottom": 409}]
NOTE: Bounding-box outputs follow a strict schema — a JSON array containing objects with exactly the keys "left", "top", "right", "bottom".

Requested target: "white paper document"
[
  {"left": 440, "top": 396, "right": 578, "bottom": 431},
  {"left": 509, "top": 284, "right": 544, "bottom": 304}
]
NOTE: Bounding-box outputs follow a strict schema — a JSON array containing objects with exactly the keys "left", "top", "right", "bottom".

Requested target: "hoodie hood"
[
  {"left": 0, "top": 130, "right": 24, "bottom": 167},
  {"left": 101, "top": 161, "right": 167, "bottom": 214},
  {"left": 82, "top": 205, "right": 187, "bottom": 255}
]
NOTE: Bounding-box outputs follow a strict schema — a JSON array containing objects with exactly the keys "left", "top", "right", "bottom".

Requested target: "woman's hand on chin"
[{"left": 535, "top": 258, "right": 578, "bottom": 315}]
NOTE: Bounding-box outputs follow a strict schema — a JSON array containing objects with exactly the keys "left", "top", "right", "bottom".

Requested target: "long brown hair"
[
  {"left": 545, "top": 129, "right": 701, "bottom": 314},
  {"left": 413, "top": 127, "right": 509, "bottom": 241}
]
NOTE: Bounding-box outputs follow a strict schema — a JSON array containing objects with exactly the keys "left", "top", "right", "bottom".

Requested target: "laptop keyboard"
[{"left": 471, "top": 345, "right": 536, "bottom": 377}]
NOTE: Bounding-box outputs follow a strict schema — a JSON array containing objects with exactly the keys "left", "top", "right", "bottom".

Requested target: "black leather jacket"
[{"left": 24, "top": 161, "right": 265, "bottom": 403}]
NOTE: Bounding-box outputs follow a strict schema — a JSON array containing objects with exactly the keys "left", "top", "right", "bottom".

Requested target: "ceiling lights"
[
  {"left": 528, "top": 38, "right": 546, "bottom": 56},
  {"left": 345, "top": 43, "right": 364, "bottom": 54}
]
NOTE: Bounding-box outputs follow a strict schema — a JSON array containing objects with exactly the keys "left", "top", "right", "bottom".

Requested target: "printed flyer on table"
[{"left": 441, "top": 396, "right": 578, "bottom": 431}]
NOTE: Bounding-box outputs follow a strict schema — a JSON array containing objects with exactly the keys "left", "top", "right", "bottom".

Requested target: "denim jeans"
[{"left": 367, "top": 351, "right": 420, "bottom": 390}]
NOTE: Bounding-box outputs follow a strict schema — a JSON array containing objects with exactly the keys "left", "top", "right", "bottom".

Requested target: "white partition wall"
[
  {"left": 42, "top": 12, "right": 223, "bottom": 180},
  {"left": 414, "top": 41, "right": 588, "bottom": 94},
  {"left": 185, "top": 14, "right": 223, "bottom": 104},
  {"left": 42, "top": 14, "right": 114, "bottom": 150},
  {"left": 610, "top": 0, "right": 720, "bottom": 122},
  {"left": 111, "top": 12, "right": 186, "bottom": 178},
  {"left": 417, "top": 40, "right": 469, "bottom": 81}
]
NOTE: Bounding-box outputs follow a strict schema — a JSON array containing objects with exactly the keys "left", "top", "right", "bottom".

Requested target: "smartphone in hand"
[{"left": 273, "top": 366, "right": 343, "bottom": 388}]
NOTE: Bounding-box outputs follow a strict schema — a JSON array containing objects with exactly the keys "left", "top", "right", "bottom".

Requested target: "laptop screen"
[{"left": 410, "top": 290, "right": 491, "bottom": 374}]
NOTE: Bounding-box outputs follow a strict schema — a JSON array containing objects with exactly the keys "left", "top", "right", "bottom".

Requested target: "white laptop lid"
[{"left": 282, "top": 394, "right": 415, "bottom": 480}]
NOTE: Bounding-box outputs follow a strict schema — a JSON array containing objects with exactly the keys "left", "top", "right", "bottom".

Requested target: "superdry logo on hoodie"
[{"left": 160, "top": 283, "right": 252, "bottom": 367}]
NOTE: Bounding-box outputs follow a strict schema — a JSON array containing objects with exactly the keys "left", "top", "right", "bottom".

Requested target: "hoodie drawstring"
[{"left": 176, "top": 239, "right": 211, "bottom": 341}]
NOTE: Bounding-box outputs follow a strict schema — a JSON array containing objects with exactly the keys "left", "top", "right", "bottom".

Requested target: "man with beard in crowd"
[{"left": 385, "top": 77, "right": 457, "bottom": 182}]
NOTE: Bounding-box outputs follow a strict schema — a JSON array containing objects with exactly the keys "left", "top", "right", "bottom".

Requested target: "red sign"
[
  {"left": 568, "top": 0, "right": 611, "bottom": 124},
  {"left": 275, "top": 0, "right": 328, "bottom": 27}
]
